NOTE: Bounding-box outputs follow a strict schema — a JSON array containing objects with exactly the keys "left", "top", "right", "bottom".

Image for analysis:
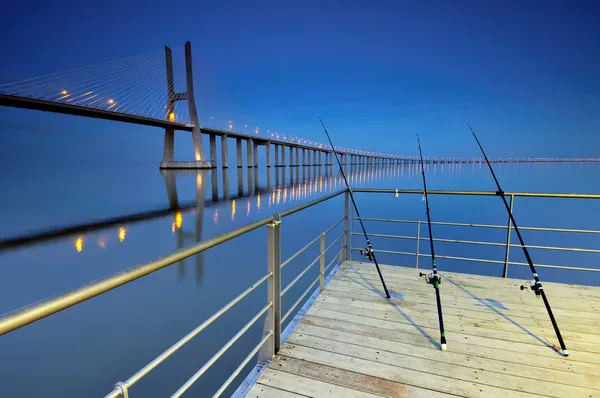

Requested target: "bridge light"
[
  {"left": 107, "top": 99, "right": 114, "bottom": 104},
  {"left": 169, "top": 112, "right": 175, "bottom": 122},
  {"left": 60, "top": 90, "right": 68, "bottom": 95}
]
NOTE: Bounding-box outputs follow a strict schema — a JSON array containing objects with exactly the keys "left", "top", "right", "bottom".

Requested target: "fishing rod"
[
  {"left": 416, "top": 134, "right": 447, "bottom": 351},
  {"left": 316, "top": 112, "right": 391, "bottom": 298},
  {"left": 467, "top": 123, "right": 569, "bottom": 356}
]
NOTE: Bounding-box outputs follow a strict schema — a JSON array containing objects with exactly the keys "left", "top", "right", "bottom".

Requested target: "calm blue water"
[{"left": 0, "top": 120, "right": 599, "bottom": 397}]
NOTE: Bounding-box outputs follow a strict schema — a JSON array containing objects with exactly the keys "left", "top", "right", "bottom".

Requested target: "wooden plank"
[
  {"left": 306, "top": 305, "right": 600, "bottom": 364},
  {"left": 295, "top": 323, "right": 600, "bottom": 391},
  {"left": 345, "top": 262, "right": 600, "bottom": 301},
  {"left": 317, "top": 291, "right": 600, "bottom": 336},
  {"left": 248, "top": 383, "right": 308, "bottom": 397},
  {"left": 328, "top": 284, "right": 600, "bottom": 346},
  {"left": 258, "top": 368, "right": 382, "bottom": 397},
  {"left": 278, "top": 343, "right": 541, "bottom": 398},
  {"left": 299, "top": 315, "right": 600, "bottom": 376},
  {"left": 315, "top": 294, "right": 600, "bottom": 343},
  {"left": 270, "top": 356, "right": 454, "bottom": 398},
  {"left": 338, "top": 266, "right": 600, "bottom": 312},
  {"left": 286, "top": 333, "right": 600, "bottom": 398},
  {"left": 326, "top": 282, "right": 600, "bottom": 326},
  {"left": 335, "top": 269, "right": 600, "bottom": 316},
  {"left": 313, "top": 300, "right": 600, "bottom": 349}
]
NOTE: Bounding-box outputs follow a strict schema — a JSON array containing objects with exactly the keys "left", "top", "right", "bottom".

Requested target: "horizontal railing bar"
[
  {"left": 351, "top": 248, "right": 416, "bottom": 256},
  {"left": 353, "top": 188, "right": 600, "bottom": 199},
  {"left": 324, "top": 248, "right": 343, "bottom": 273},
  {"left": 278, "top": 190, "right": 345, "bottom": 218},
  {"left": 325, "top": 233, "right": 344, "bottom": 254},
  {"left": 355, "top": 217, "right": 600, "bottom": 235},
  {"left": 351, "top": 246, "right": 600, "bottom": 273},
  {"left": 170, "top": 302, "right": 272, "bottom": 398},
  {"left": 104, "top": 272, "right": 272, "bottom": 397},
  {"left": 0, "top": 216, "right": 274, "bottom": 336},
  {"left": 281, "top": 273, "right": 321, "bottom": 324},
  {"left": 357, "top": 217, "right": 417, "bottom": 224},
  {"left": 419, "top": 253, "right": 504, "bottom": 264},
  {"left": 509, "top": 243, "right": 600, "bottom": 253},
  {"left": 352, "top": 232, "right": 417, "bottom": 240},
  {"left": 508, "top": 262, "right": 600, "bottom": 272},
  {"left": 281, "top": 234, "right": 320, "bottom": 269},
  {"left": 518, "top": 226, "right": 600, "bottom": 234},
  {"left": 420, "top": 236, "right": 506, "bottom": 247},
  {"left": 281, "top": 254, "right": 321, "bottom": 297},
  {"left": 213, "top": 331, "right": 273, "bottom": 398},
  {"left": 323, "top": 216, "right": 345, "bottom": 236}
]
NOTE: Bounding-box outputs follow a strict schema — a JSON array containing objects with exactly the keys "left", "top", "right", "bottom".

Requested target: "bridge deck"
[{"left": 248, "top": 261, "right": 600, "bottom": 397}]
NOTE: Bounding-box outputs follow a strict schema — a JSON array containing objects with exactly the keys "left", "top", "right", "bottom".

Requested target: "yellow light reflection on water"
[
  {"left": 75, "top": 237, "right": 83, "bottom": 252},
  {"left": 213, "top": 209, "right": 219, "bottom": 225},
  {"left": 232, "top": 200, "right": 236, "bottom": 220},
  {"left": 247, "top": 201, "right": 251, "bottom": 217},
  {"left": 257, "top": 193, "right": 261, "bottom": 211},
  {"left": 118, "top": 227, "right": 126, "bottom": 242},
  {"left": 172, "top": 211, "right": 183, "bottom": 234}
]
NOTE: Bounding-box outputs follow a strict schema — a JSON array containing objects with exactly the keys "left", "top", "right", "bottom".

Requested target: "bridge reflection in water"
[{"left": 0, "top": 161, "right": 459, "bottom": 290}]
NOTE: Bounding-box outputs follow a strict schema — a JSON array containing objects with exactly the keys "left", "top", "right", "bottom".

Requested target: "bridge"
[{"left": 1, "top": 41, "right": 598, "bottom": 169}]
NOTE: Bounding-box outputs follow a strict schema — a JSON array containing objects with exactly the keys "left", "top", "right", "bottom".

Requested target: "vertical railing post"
[
  {"left": 266, "top": 214, "right": 281, "bottom": 358},
  {"left": 503, "top": 195, "right": 514, "bottom": 278},
  {"left": 416, "top": 220, "right": 421, "bottom": 268},
  {"left": 320, "top": 233, "right": 326, "bottom": 290},
  {"left": 342, "top": 190, "right": 349, "bottom": 262},
  {"left": 348, "top": 190, "right": 354, "bottom": 261}
]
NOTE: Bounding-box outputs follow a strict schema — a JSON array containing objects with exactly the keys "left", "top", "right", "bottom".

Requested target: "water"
[{"left": 1, "top": 123, "right": 599, "bottom": 397}]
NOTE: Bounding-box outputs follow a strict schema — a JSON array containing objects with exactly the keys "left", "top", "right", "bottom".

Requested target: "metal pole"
[
  {"left": 320, "top": 233, "right": 326, "bottom": 291},
  {"left": 416, "top": 220, "right": 421, "bottom": 269},
  {"left": 348, "top": 190, "right": 354, "bottom": 261},
  {"left": 266, "top": 214, "right": 281, "bottom": 354},
  {"left": 503, "top": 195, "right": 514, "bottom": 278},
  {"left": 342, "top": 190, "right": 349, "bottom": 262}
]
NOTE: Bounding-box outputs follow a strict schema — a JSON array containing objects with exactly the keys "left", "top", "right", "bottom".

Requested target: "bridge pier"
[
  {"left": 210, "top": 135, "right": 217, "bottom": 168},
  {"left": 266, "top": 143, "right": 271, "bottom": 167},
  {"left": 275, "top": 145, "right": 280, "bottom": 167},
  {"left": 247, "top": 139, "right": 253, "bottom": 168},
  {"left": 253, "top": 141, "right": 259, "bottom": 168},
  {"left": 236, "top": 138, "right": 243, "bottom": 168},
  {"left": 221, "top": 135, "right": 228, "bottom": 168},
  {"left": 282, "top": 144, "right": 287, "bottom": 166}
]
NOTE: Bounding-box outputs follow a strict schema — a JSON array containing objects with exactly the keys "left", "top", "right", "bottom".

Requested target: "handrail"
[
  {"left": 104, "top": 272, "right": 271, "bottom": 398},
  {"left": 0, "top": 215, "right": 274, "bottom": 336},
  {"left": 170, "top": 302, "right": 272, "bottom": 397},
  {"left": 4, "top": 186, "right": 599, "bottom": 397},
  {"left": 353, "top": 188, "right": 600, "bottom": 199}
]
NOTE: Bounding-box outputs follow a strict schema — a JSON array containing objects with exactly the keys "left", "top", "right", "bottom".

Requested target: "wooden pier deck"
[{"left": 248, "top": 261, "right": 600, "bottom": 397}]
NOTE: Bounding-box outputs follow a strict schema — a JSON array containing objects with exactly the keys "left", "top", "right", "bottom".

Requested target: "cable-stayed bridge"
[{"left": 0, "top": 41, "right": 597, "bottom": 168}]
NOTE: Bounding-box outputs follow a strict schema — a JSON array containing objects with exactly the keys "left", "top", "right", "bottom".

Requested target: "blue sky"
[{"left": 1, "top": 0, "right": 599, "bottom": 158}]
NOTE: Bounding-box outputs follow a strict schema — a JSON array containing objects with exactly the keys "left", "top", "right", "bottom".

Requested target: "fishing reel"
[
  {"left": 520, "top": 274, "right": 542, "bottom": 297},
  {"left": 419, "top": 271, "right": 442, "bottom": 286},
  {"left": 359, "top": 247, "right": 374, "bottom": 262}
]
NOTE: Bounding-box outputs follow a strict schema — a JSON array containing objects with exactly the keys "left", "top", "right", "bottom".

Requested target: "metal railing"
[
  {"left": 350, "top": 189, "right": 600, "bottom": 277},
  {"left": 0, "top": 189, "right": 349, "bottom": 398},
  {"left": 1, "top": 187, "right": 598, "bottom": 397}
]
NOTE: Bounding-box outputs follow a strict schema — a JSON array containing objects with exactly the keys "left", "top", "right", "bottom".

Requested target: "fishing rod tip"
[{"left": 441, "top": 344, "right": 447, "bottom": 351}]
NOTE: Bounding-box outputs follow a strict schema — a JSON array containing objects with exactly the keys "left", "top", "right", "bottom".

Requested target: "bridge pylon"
[{"left": 160, "top": 41, "right": 212, "bottom": 169}]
